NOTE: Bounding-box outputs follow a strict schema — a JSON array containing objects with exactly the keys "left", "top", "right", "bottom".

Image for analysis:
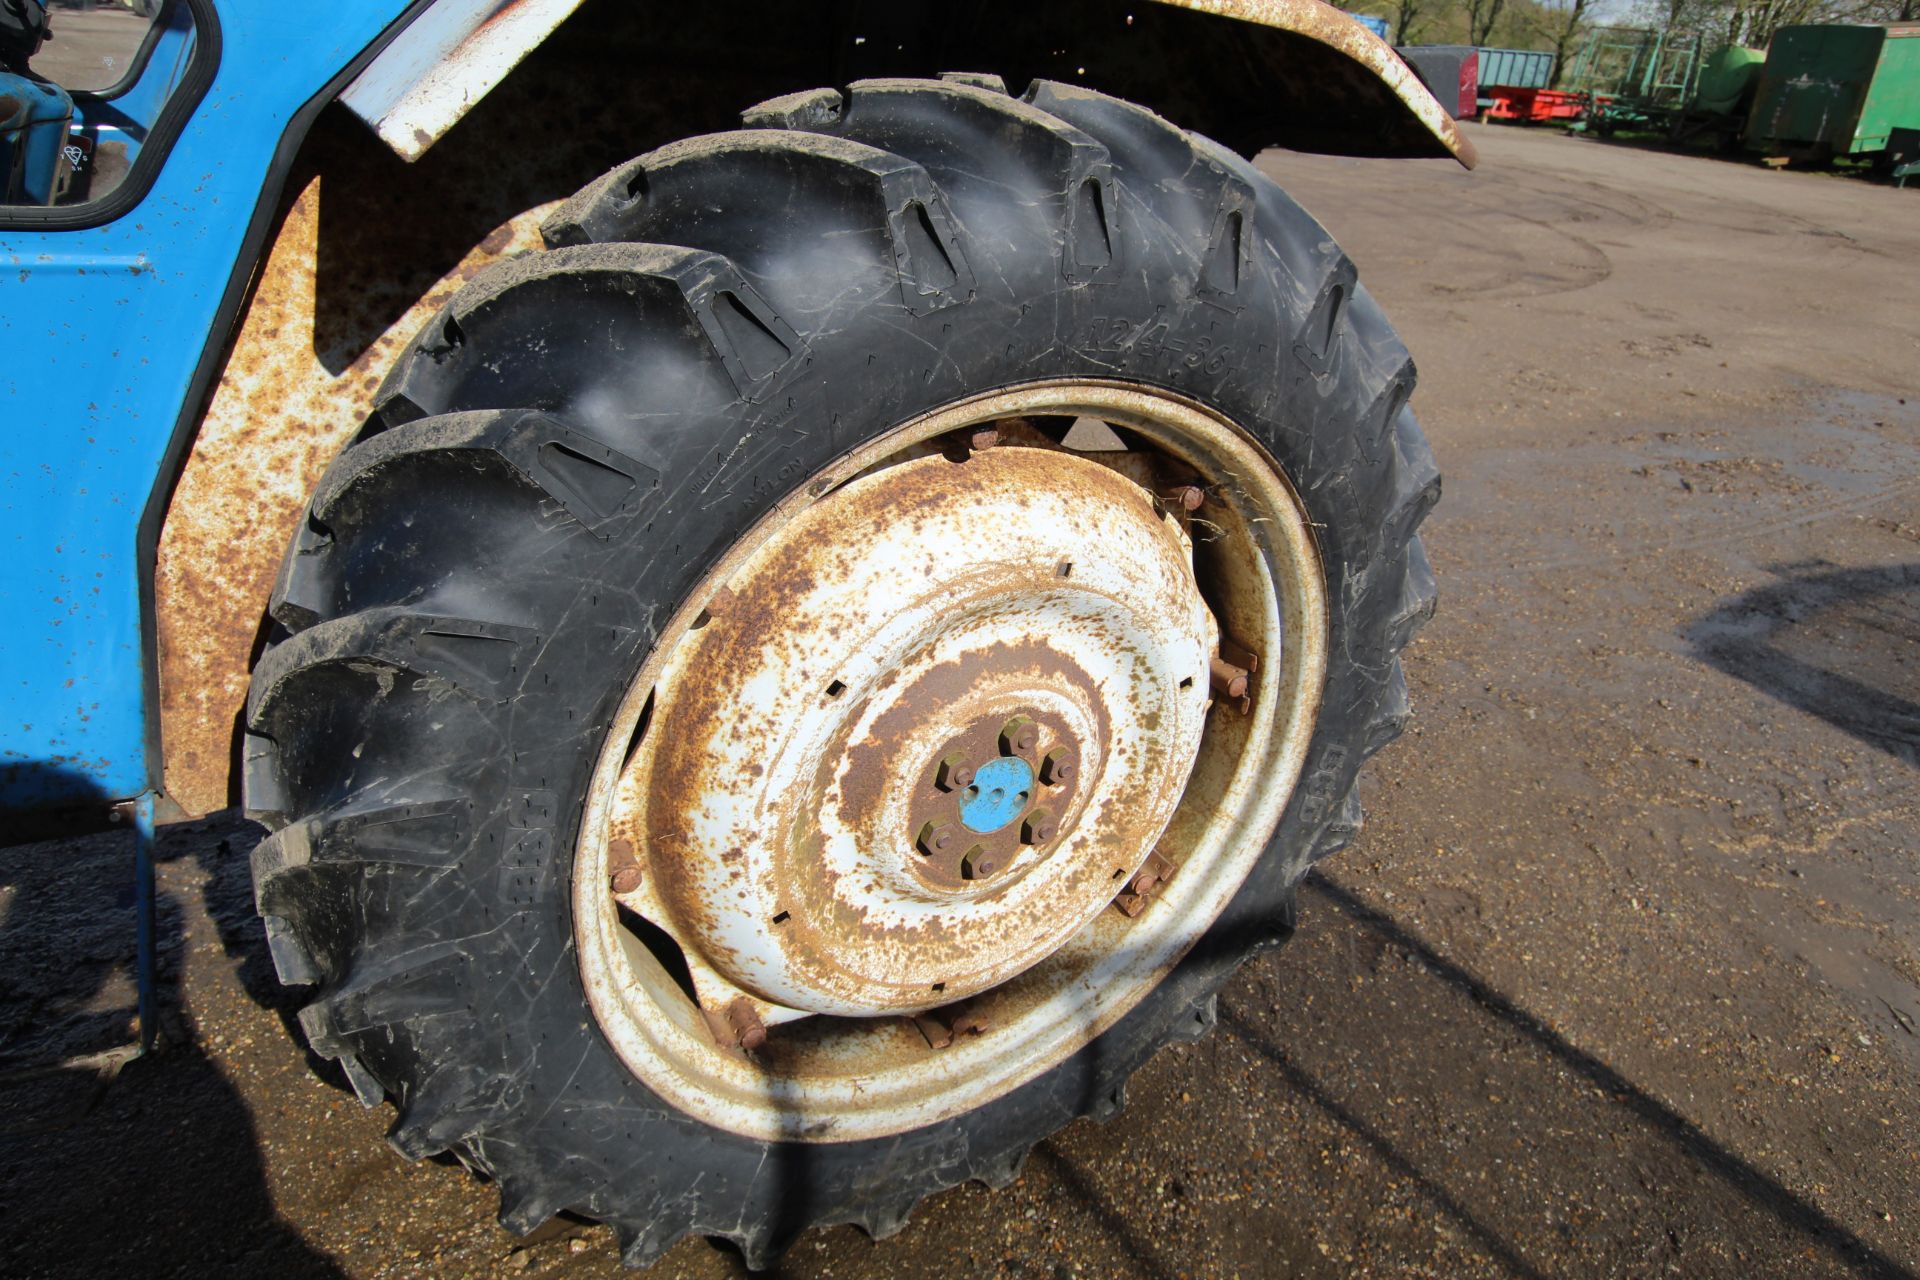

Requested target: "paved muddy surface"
[{"left": 3, "top": 126, "right": 1916, "bottom": 1279}]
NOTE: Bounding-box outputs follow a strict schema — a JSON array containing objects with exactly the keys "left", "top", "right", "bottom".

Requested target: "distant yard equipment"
[
  {"left": 1890, "top": 126, "right": 1920, "bottom": 185},
  {"left": 1460, "top": 17, "right": 1919, "bottom": 180},
  {"left": 1482, "top": 85, "right": 1587, "bottom": 123},
  {"left": 1473, "top": 46, "right": 1578, "bottom": 122},
  {"left": 1567, "top": 27, "right": 1703, "bottom": 104},
  {"left": 1565, "top": 26, "right": 1705, "bottom": 136},
  {"left": 1344, "top": 10, "right": 1391, "bottom": 40},
  {"left": 1476, "top": 45, "right": 1553, "bottom": 91},
  {"left": 1747, "top": 22, "right": 1920, "bottom": 161},
  {"left": 1397, "top": 44, "right": 1480, "bottom": 119},
  {"left": 1666, "top": 44, "right": 1766, "bottom": 148}
]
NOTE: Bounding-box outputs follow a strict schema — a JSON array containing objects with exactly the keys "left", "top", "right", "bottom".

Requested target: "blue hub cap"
[{"left": 959, "top": 756, "right": 1035, "bottom": 833}]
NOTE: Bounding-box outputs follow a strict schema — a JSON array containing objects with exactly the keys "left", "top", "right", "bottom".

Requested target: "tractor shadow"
[
  {"left": 0, "top": 785, "right": 343, "bottom": 1278},
  {"left": 1564, "top": 129, "right": 1911, "bottom": 189},
  {"left": 755, "top": 869, "right": 1917, "bottom": 1279},
  {"left": 1686, "top": 560, "right": 1920, "bottom": 767},
  {"left": 932, "top": 870, "right": 1916, "bottom": 1280},
  {"left": 1226, "top": 873, "right": 1914, "bottom": 1278}
]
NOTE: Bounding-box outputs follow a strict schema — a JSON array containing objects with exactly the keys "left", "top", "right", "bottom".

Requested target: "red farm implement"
[{"left": 1483, "top": 86, "right": 1596, "bottom": 122}]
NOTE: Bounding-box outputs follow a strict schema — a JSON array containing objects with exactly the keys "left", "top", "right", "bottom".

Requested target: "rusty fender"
[
  {"left": 337, "top": 0, "right": 1473, "bottom": 168},
  {"left": 153, "top": 179, "right": 552, "bottom": 816},
  {"left": 1148, "top": 0, "right": 1475, "bottom": 166}
]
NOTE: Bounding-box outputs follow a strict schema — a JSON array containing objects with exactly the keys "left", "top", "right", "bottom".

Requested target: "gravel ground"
[{"left": 2, "top": 123, "right": 1916, "bottom": 1279}]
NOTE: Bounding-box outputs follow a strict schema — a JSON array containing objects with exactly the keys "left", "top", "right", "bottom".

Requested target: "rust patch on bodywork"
[{"left": 154, "top": 176, "right": 550, "bottom": 816}]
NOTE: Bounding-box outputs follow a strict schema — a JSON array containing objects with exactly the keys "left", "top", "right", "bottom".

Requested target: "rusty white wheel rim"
[{"left": 575, "top": 382, "right": 1327, "bottom": 1142}]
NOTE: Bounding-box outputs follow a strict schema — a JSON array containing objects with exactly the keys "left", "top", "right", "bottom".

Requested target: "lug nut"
[
  {"left": 1000, "top": 716, "right": 1039, "bottom": 756},
  {"left": 1041, "top": 749, "right": 1075, "bottom": 785},
  {"left": 935, "top": 756, "right": 976, "bottom": 792},
  {"left": 1021, "top": 811, "right": 1058, "bottom": 846},
  {"left": 918, "top": 822, "right": 957, "bottom": 857},
  {"left": 962, "top": 848, "right": 999, "bottom": 879},
  {"left": 610, "top": 865, "right": 644, "bottom": 894}
]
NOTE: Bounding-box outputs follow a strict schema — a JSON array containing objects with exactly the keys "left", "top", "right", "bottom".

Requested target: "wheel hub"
[
  {"left": 574, "top": 382, "right": 1330, "bottom": 1144},
  {"left": 955, "top": 753, "right": 1031, "bottom": 835},
  {"left": 910, "top": 711, "right": 1078, "bottom": 883},
  {"left": 604, "top": 445, "right": 1216, "bottom": 1017}
]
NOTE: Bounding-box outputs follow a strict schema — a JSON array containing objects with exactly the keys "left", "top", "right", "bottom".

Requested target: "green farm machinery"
[{"left": 1564, "top": 26, "right": 1705, "bottom": 135}]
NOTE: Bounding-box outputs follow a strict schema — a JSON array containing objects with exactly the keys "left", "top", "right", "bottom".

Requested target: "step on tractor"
[{"left": 1, "top": 0, "right": 1465, "bottom": 1266}]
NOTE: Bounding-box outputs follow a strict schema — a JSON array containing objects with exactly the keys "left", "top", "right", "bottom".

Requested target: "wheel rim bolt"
[
  {"left": 1000, "top": 716, "right": 1038, "bottom": 756},
  {"left": 1208, "top": 656, "right": 1250, "bottom": 700},
  {"left": 726, "top": 998, "right": 768, "bottom": 1051},
  {"left": 1166, "top": 484, "right": 1206, "bottom": 512},
  {"left": 918, "top": 823, "right": 957, "bottom": 856},
  {"left": 611, "top": 865, "right": 644, "bottom": 894},
  {"left": 935, "top": 757, "right": 976, "bottom": 792}
]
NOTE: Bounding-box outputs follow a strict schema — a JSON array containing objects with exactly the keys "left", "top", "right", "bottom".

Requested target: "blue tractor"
[{"left": 2, "top": 0, "right": 1461, "bottom": 1265}]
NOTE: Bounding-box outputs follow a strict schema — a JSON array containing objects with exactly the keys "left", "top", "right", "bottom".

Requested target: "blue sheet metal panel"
[{"left": 0, "top": 0, "right": 414, "bottom": 810}]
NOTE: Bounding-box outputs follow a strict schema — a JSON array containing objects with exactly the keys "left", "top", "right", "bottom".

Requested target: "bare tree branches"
[
  {"left": 1631, "top": 0, "right": 1914, "bottom": 47},
  {"left": 1391, "top": 0, "right": 1428, "bottom": 44},
  {"left": 1466, "top": 0, "right": 1509, "bottom": 44},
  {"left": 1533, "top": 0, "right": 1596, "bottom": 84}
]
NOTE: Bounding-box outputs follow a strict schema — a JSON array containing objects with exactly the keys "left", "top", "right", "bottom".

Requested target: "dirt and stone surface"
[{"left": 3, "top": 124, "right": 1917, "bottom": 1279}]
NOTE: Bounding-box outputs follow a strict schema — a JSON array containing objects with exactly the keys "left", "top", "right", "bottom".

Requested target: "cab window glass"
[{"left": 2, "top": 0, "right": 199, "bottom": 209}]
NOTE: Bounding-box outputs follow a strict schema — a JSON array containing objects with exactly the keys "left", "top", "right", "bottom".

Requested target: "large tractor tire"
[{"left": 245, "top": 76, "right": 1437, "bottom": 1267}]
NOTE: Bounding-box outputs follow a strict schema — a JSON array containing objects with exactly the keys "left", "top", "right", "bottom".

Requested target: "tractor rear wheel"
[{"left": 244, "top": 76, "right": 1437, "bottom": 1267}]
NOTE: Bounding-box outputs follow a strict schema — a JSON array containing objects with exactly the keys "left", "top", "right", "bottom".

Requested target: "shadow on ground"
[
  {"left": 1230, "top": 874, "right": 1916, "bottom": 1279},
  {"left": 4, "top": 807, "right": 1915, "bottom": 1278},
  {"left": 0, "top": 806, "right": 343, "bottom": 1278},
  {"left": 1687, "top": 560, "right": 1920, "bottom": 767},
  {"left": 1559, "top": 129, "right": 1914, "bottom": 191},
  {"left": 736, "top": 866, "right": 1918, "bottom": 1279}
]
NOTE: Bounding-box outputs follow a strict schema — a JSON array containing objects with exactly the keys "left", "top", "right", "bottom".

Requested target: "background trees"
[{"left": 1347, "top": 0, "right": 1911, "bottom": 69}]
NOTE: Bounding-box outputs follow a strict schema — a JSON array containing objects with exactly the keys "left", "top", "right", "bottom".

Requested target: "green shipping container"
[{"left": 1747, "top": 22, "right": 1920, "bottom": 156}]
